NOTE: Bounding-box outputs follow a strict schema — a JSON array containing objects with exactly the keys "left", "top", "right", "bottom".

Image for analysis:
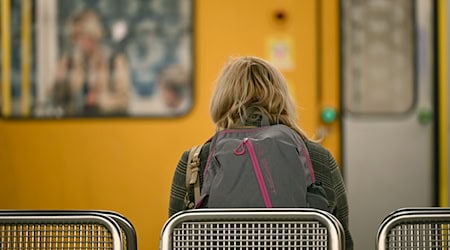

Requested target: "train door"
[{"left": 341, "top": 0, "right": 436, "bottom": 249}]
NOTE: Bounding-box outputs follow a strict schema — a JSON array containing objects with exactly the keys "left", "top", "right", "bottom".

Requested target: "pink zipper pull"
[{"left": 233, "top": 138, "right": 248, "bottom": 155}]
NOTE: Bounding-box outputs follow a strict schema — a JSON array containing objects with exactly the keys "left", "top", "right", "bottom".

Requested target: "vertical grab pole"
[
  {"left": 21, "top": 0, "right": 31, "bottom": 117},
  {"left": 1, "top": 0, "right": 11, "bottom": 117},
  {"left": 438, "top": 0, "right": 449, "bottom": 207}
]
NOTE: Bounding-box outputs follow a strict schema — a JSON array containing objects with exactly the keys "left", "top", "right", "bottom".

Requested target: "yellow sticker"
[{"left": 266, "top": 36, "right": 295, "bottom": 71}]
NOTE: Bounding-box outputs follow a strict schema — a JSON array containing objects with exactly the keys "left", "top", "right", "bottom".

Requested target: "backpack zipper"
[{"left": 234, "top": 138, "right": 273, "bottom": 208}]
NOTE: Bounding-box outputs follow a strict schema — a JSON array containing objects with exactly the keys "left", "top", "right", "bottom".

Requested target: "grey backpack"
[{"left": 187, "top": 124, "right": 329, "bottom": 210}]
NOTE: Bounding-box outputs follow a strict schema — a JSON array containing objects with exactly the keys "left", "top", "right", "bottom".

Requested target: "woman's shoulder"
[
  {"left": 305, "top": 140, "right": 331, "bottom": 156},
  {"left": 182, "top": 142, "right": 211, "bottom": 162},
  {"left": 191, "top": 140, "right": 331, "bottom": 160},
  {"left": 305, "top": 140, "right": 337, "bottom": 170},
  {"left": 186, "top": 139, "right": 336, "bottom": 170}
]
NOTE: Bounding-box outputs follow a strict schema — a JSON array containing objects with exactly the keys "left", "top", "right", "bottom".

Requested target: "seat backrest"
[
  {"left": 93, "top": 210, "right": 138, "bottom": 250},
  {"left": 377, "top": 207, "right": 450, "bottom": 250},
  {"left": 0, "top": 210, "right": 123, "bottom": 250},
  {"left": 160, "top": 208, "right": 345, "bottom": 250}
]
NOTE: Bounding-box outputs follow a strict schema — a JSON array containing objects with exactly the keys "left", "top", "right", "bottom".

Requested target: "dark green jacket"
[{"left": 169, "top": 140, "right": 353, "bottom": 249}]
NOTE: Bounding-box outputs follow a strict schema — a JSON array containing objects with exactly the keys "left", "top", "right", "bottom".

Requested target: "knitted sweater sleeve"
[
  {"left": 307, "top": 141, "right": 353, "bottom": 250},
  {"left": 327, "top": 150, "right": 353, "bottom": 250},
  {"left": 168, "top": 150, "right": 190, "bottom": 217}
]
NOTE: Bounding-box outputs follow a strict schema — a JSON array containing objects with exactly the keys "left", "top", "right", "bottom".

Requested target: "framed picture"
[{"left": 3, "top": 0, "right": 193, "bottom": 118}]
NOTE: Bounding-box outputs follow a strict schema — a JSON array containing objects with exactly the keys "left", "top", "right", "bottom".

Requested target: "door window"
[{"left": 342, "top": 0, "right": 415, "bottom": 114}]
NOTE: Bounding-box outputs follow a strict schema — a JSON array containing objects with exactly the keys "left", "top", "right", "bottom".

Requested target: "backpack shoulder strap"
[{"left": 184, "top": 145, "right": 202, "bottom": 208}]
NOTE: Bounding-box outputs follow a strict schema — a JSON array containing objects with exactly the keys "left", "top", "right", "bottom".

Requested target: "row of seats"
[
  {"left": 0, "top": 207, "right": 449, "bottom": 249},
  {"left": 161, "top": 207, "right": 450, "bottom": 250}
]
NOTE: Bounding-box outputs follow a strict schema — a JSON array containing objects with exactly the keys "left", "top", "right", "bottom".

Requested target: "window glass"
[
  {"left": 342, "top": 0, "right": 415, "bottom": 114},
  {"left": 6, "top": 0, "right": 194, "bottom": 118}
]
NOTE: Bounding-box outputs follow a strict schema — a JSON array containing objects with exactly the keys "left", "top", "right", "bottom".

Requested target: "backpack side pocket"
[{"left": 306, "top": 183, "right": 331, "bottom": 212}]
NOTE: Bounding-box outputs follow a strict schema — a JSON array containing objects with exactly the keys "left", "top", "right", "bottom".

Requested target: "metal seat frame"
[
  {"left": 377, "top": 207, "right": 450, "bottom": 250},
  {"left": 160, "top": 208, "right": 345, "bottom": 250},
  {"left": 92, "top": 210, "right": 138, "bottom": 250},
  {"left": 0, "top": 210, "right": 137, "bottom": 250}
]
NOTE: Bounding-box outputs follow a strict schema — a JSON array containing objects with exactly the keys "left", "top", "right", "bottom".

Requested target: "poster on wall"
[{"left": 4, "top": 0, "right": 193, "bottom": 118}]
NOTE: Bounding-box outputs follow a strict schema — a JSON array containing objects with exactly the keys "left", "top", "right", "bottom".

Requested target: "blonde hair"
[{"left": 210, "top": 56, "right": 308, "bottom": 140}]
